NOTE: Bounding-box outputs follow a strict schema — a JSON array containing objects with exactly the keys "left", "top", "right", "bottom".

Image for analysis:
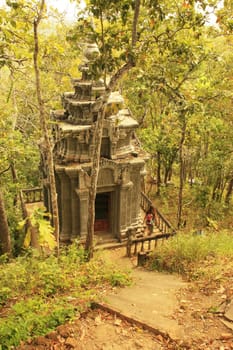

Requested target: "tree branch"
[
  {"left": 132, "top": 0, "right": 141, "bottom": 46},
  {"left": 107, "top": 0, "right": 141, "bottom": 92},
  {"left": 107, "top": 61, "right": 133, "bottom": 92},
  {"left": 0, "top": 166, "right": 11, "bottom": 177}
]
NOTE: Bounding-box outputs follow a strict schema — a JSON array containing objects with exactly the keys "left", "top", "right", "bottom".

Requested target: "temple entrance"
[{"left": 94, "top": 192, "right": 111, "bottom": 233}]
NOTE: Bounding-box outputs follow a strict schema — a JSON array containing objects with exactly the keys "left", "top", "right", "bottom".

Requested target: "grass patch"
[
  {"left": 0, "top": 243, "right": 131, "bottom": 349},
  {"left": 149, "top": 230, "right": 233, "bottom": 280}
]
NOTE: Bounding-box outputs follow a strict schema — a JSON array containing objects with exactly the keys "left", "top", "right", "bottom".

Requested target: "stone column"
[
  {"left": 56, "top": 169, "right": 72, "bottom": 242},
  {"left": 66, "top": 168, "right": 79, "bottom": 240},
  {"left": 110, "top": 190, "right": 118, "bottom": 239},
  {"left": 131, "top": 164, "right": 142, "bottom": 225},
  {"left": 118, "top": 166, "right": 133, "bottom": 240},
  {"left": 76, "top": 189, "right": 89, "bottom": 238}
]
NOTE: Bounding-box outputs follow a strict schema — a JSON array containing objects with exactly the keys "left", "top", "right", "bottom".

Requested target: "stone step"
[
  {"left": 93, "top": 226, "right": 164, "bottom": 251},
  {"left": 94, "top": 241, "right": 126, "bottom": 251}
]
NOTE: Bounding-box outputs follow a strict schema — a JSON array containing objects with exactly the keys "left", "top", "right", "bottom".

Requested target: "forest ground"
[{"left": 17, "top": 247, "right": 233, "bottom": 350}]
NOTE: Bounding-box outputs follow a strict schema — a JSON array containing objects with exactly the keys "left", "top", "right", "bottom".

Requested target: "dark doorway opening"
[{"left": 94, "top": 192, "right": 110, "bottom": 232}]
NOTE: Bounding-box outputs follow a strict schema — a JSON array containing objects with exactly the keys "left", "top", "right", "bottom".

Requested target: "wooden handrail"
[
  {"left": 140, "top": 191, "right": 176, "bottom": 235},
  {"left": 127, "top": 232, "right": 174, "bottom": 257},
  {"left": 126, "top": 192, "right": 176, "bottom": 257}
]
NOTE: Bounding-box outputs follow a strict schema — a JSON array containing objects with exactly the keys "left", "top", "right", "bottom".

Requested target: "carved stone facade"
[{"left": 43, "top": 43, "right": 147, "bottom": 242}]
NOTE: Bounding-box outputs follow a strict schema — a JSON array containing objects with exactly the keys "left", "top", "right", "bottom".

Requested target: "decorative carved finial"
[
  {"left": 84, "top": 42, "right": 100, "bottom": 62},
  {"left": 79, "top": 41, "right": 100, "bottom": 81}
]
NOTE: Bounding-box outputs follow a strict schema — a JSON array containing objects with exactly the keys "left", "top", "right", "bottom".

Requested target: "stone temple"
[{"left": 42, "top": 43, "right": 147, "bottom": 243}]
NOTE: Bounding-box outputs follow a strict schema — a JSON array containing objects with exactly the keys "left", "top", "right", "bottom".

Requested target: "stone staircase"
[{"left": 126, "top": 192, "right": 176, "bottom": 259}]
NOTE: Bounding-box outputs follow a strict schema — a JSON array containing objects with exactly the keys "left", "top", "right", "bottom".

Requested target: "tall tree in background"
[
  {"left": 0, "top": 4, "right": 29, "bottom": 254},
  {"left": 122, "top": 0, "right": 225, "bottom": 227},
  {"left": 33, "top": 0, "right": 59, "bottom": 249},
  {"left": 2, "top": 0, "right": 69, "bottom": 251},
  {"left": 0, "top": 189, "right": 11, "bottom": 255}
]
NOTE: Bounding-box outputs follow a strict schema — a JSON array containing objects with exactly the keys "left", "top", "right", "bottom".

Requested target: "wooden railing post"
[{"left": 126, "top": 228, "right": 133, "bottom": 257}]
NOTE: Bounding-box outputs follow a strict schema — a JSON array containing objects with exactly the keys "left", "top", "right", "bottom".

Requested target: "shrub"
[
  {"left": 107, "top": 270, "right": 132, "bottom": 287},
  {"left": 0, "top": 298, "right": 76, "bottom": 349},
  {"left": 0, "top": 243, "right": 131, "bottom": 348},
  {"left": 149, "top": 230, "right": 233, "bottom": 278}
]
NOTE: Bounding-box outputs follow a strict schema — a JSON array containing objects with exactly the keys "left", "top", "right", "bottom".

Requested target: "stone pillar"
[
  {"left": 76, "top": 189, "right": 89, "bottom": 238},
  {"left": 137, "top": 163, "right": 146, "bottom": 217},
  {"left": 56, "top": 169, "right": 72, "bottom": 242},
  {"left": 131, "top": 164, "right": 142, "bottom": 225},
  {"left": 119, "top": 182, "right": 133, "bottom": 240},
  {"left": 110, "top": 190, "right": 118, "bottom": 239},
  {"left": 66, "top": 169, "right": 79, "bottom": 240}
]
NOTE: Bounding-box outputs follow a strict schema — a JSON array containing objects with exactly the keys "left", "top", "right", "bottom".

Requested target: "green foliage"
[
  {"left": 0, "top": 244, "right": 131, "bottom": 348},
  {"left": 122, "top": 1, "right": 233, "bottom": 227},
  {"left": 106, "top": 270, "right": 131, "bottom": 287},
  {"left": 0, "top": 297, "right": 75, "bottom": 349},
  {"left": 191, "top": 185, "right": 211, "bottom": 208},
  {"left": 0, "top": 1, "right": 79, "bottom": 253},
  {"left": 68, "top": 0, "right": 136, "bottom": 79},
  {"left": 58, "top": 240, "right": 87, "bottom": 264},
  {"left": 19, "top": 207, "right": 56, "bottom": 251},
  {"left": 149, "top": 231, "right": 233, "bottom": 278},
  {"left": 0, "top": 287, "right": 11, "bottom": 306}
]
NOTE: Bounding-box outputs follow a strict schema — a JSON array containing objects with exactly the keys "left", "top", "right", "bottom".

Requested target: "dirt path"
[
  {"left": 17, "top": 308, "right": 182, "bottom": 350},
  {"left": 17, "top": 247, "right": 233, "bottom": 350}
]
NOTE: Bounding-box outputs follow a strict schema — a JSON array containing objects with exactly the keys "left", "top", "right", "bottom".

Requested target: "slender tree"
[
  {"left": 33, "top": 0, "right": 59, "bottom": 249},
  {"left": 0, "top": 189, "right": 11, "bottom": 255},
  {"left": 225, "top": 176, "right": 233, "bottom": 204},
  {"left": 85, "top": 0, "right": 141, "bottom": 259},
  {"left": 177, "top": 110, "right": 187, "bottom": 228}
]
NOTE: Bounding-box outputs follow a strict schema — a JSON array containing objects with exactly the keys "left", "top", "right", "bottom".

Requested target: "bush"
[
  {"left": 0, "top": 298, "right": 76, "bottom": 349},
  {"left": 0, "top": 243, "right": 131, "bottom": 349},
  {"left": 149, "top": 231, "right": 233, "bottom": 278}
]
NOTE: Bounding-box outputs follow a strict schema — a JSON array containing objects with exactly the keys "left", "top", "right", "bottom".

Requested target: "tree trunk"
[
  {"left": 156, "top": 150, "right": 161, "bottom": 196},
  {"left": 225, "top": 177, "right": 233, "bottom": 204},
  {"left": 85, "top": 0, "right": 141, "bottom": 259},
  {"left": 212, "top": 176, "right": 223, "bottom": 202},
  {"left": 0, "top": 189, "right": 11, "bottom": 255},
  {"left": 10, "top": 162, "right": 18, "bottom": 206},
  {"left": 164, "top": 150, "right": 177, "bottom": 185},
  {"left": 177, "top": 114, "right": 186, "bottom": 229},
  {"left": 33, "top": 0, "right": 59, "bottom": 251},
  {"left": 85, "top": 103, "right": 106, "bottom": 259}
]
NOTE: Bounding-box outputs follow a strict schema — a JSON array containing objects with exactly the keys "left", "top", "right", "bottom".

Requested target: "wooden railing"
[
  {"left": 21, "top": 187, "right": 43, "bottom": 204},
  {"left": 127, "top": 232, "right": 172, "bottom": 258},
  {"left": 140, "top": 191, "right": 176, "bottom": 236},
  {"left": 126, "top": 192, "right": 176, "bottom": 257}
]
